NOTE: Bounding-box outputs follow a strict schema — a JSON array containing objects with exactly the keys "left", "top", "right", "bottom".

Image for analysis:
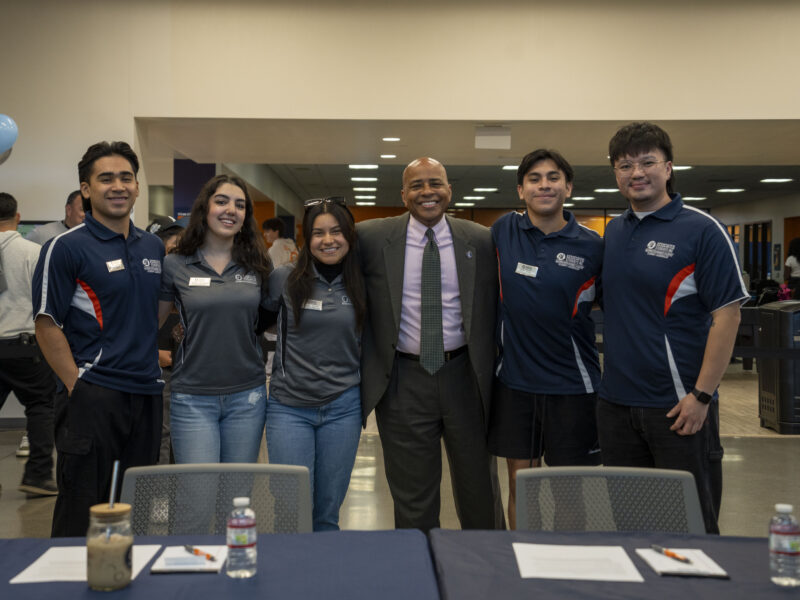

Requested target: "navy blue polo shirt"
[
  {"left": 32, "top": 213, "right": 165, "bottom": 394},
  {"left": 492, "top": 210, "right": 603, "bottom": 395},
  {"left": 600, "top": 195, "right": 748, "bottom": 407}
]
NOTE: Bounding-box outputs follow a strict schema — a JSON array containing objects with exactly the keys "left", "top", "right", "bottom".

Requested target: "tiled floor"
[{"left": 1, "top": 363, "right": 798, "bottom": 538}]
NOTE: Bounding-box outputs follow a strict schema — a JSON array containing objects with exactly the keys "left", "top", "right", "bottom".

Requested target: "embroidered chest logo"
[
  {"left": 341, "top": 295, "right": 352, "bottom": 306},
  {"left": 554, "top": 253, "right": 585, "bottom": 271},
  {"left": 234, "top": 273, "right": 258, "bottom": 285},
  {"left": 142, "top": 258, "right": 161, "bottom": 274},
  {"left": 645, "top": 240, "right": 675, "bottom": 259}
]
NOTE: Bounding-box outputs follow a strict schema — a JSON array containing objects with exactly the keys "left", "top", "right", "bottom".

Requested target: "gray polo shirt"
[
  {"left": 26, "top": 220, "right": 68, "bottom": 245},
  {"left": 266, "top": 264, "right": 360, "bottom": 407},
  {"left": 161, "top": 251, "right": 268, "bottom": 395}
]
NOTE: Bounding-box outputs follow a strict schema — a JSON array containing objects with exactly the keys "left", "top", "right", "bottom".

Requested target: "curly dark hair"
[
  {"left": 788, "top": 237, "right": 800, "bottom": 261},
  {"left": 174, "top": 174, "right": 271, "bottom": 281},
  {"left": 287, "top": 201, "right": 365, "bottom": 331}
]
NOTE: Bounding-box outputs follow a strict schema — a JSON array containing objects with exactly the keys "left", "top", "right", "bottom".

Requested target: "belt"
[
  {"left": 0, "top": 333, "right": 37, "bottom": 346},
  {"left": 396, "top": 345, "right": 467, "bottom": 362}
]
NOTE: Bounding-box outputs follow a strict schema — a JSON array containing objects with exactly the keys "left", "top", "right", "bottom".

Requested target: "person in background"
[
  {"left": 264, "top": 197, "right": 365, "bottom": 531},
  {"left": 784, "top": 237, "right": 800, "bottom": 294},
  {"left": 488, "top": 149, "right": 603, "bottom": 529},
  {"left": 159, "top": 174, "right": 271, "bottom": 464},
  {"left": 34, "top": 142, "right": 164, "bottom": 536},
  {"left": 25, "top": 190, "right": 85, "bottom": 245},
  {"left": 263, "top": 217, "right": 298, "bottom": 268},
  {"left": 0, "top": 193, "right": 58, "bottom": 496},
  {"left": 146, "top": 216, "right": 188, "bottom": 464}
]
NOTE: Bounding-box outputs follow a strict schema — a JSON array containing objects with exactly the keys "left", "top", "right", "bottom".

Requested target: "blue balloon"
[{"left": 0, "top": 114, "right": 19, "bottom": 153}]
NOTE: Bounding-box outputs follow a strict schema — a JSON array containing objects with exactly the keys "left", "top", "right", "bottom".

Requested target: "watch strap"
[{"left": 690, "top": 387, "right": 712, "bottom": 404}]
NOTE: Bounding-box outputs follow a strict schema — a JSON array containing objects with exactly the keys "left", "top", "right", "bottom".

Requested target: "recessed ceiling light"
[
  {"left": 502, "top": 165, "right": 517, "bottom": 171},
  {"left": 474, "top": 187, "right": 498, "bottom": 192},
  {"left": 572, "top": 196, "right": 595, "bottom": 201},
  {"left": 353, "top": 187, "right": 376, "bottom": 192},
  {"left": 761, "top": 178, "right": 793, "bottom": 183},
  {"left": 682, "top": 196, "right": 707, "bottom": 201},
  {"left": 595, "top": 188, "right": 619, "bottom": 193},
  {"left": 717, "top": 188, "right": 745, "bottom": 193},
  {"left": 356, "top": 201, "right": 376, "bottom": 206},
  {"left": 382, "top": 137, "right": 400, "bottom": 142},
  {"left": 672, "top": 165, "right": 693, "bottom": 171},
  {"left": 563, "top": 203, "right": 575, "bottom": 207},
  {"left": 351, "top": 177, "right": 377, "bottom": 182},
  {"left": 463, "top": 196, "right": 485, "bottom": 200},
  {"left": 355, "top": 195, "right": 376, "bottom": 200},
  {"left": 380, "top": 154, "right": 396, "bottom": 159},
  {"left": 608, "top": 213, "right": 622, "bottom": 217},
  {"left": 349, "top": 164, "right": 378, "bottom": 170},
  {"left": 455, "top": 202, "right": 475, "bottom": 207}
]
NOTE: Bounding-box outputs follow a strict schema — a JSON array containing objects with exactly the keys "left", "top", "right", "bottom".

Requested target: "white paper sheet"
[
  {"left": 9, "top": 544, "right": 161, "bottom": 584},
  {"left": 635, "top": 548, "right": 728, "bottom": 578},
  {"left": 512, "top": 543, "right": 644, "bottom": 582},
  {"left": 150, "top": 546, "right": 227, "bottom": 573}
]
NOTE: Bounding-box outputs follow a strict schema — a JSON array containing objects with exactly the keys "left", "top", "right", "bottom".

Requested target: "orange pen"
[
  {"left": 184, "top": 545, "right": 216, "bottom": 562},
  {"left": 650, "top": 544, "right": 690, "bottom": 564}
]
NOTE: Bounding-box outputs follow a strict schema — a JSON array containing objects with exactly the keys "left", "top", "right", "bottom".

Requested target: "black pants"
[
  {"left": 597, "top": 398, "right": 723, "bottom": 534},
  {"left": 375, "top": 352, "right": 505, "bottom": 533},
  {"left": 0, "top": 342, "right": 56, "bottom": 482},
  {"left": 51, "top": 380, "right": 162, "bottom": 537}
]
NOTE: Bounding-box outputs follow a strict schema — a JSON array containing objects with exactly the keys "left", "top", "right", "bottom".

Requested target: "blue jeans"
[
  {"left": 171, "top": 384, "right": 267, "bottom": 464},
  {"left": 266, "top": 385, "right": 362, "bottom": 531}
]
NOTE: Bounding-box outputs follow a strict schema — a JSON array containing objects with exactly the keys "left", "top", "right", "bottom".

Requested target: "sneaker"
[
  {"left": 19, "top": 478, "right": 58, "bottom": 496},
  {"left": 16, "top": 433, "right": 30, "bottom": 457}
]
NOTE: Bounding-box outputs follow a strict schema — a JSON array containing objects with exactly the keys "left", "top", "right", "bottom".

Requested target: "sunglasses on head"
[{"left": 304, "top": 196, "right": 347, "bottom": 209}]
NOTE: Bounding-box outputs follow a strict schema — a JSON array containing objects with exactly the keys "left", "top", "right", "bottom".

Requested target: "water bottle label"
[
  {"left": 769, "top": 533, "right": 800, "bottom": 555},
  {"left": 227, "top": 518, "right": 256, "bottom": 548}
]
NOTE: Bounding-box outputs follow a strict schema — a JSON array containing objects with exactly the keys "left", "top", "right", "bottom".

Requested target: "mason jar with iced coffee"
[{"left": 87, "top": 503, "right": 133, "bottom": 591}]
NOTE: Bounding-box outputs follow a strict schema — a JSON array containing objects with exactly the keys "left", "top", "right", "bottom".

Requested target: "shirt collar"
[
  {"left": 408, "top": 213, "right": 449, "bottom": 243},
  {"left": 519, "top": 209, "right": 579, "bottom": 238},
  {"left": 625, "top": 193, "right": 683, "bottom": 222},
  {"left": 84, "top": 212, "right": 140, "bottom": 241}
]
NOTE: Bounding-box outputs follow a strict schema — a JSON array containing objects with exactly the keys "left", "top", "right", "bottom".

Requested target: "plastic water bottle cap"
[
  {"left": 233, "top": 497, "right": 250, "bottom": 508},
  {"left": 775, "top": 503, "right": 794, "bottom": 513}
]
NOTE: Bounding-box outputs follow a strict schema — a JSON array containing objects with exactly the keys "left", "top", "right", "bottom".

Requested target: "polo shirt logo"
[
  {"left": 234, "top": 273, "right": 258, "bottom": 285},
  {"left": 341, "top": 295, "right": 352, "bottom": 305},
  {"left": 141, "top": 258, "right": 161, "bottom": 274},
  {"left": 645, "top": 240, "right": 676, "bottom": 259},
  {"left": 555, "top": 253, "right": 585, "bottom": 271}
]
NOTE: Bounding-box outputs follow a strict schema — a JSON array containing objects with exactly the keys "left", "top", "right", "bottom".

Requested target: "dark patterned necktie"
[{"left": 420, "top": 228, "right": 444, "bottom": 374}]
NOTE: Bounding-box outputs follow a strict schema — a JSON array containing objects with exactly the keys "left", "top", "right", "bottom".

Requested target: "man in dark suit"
[{"left": 358, "top": 157, "right": 504, "bottom": 532}]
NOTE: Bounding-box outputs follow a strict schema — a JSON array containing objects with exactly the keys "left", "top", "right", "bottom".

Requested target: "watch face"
[{"left": 692, "top": 388, "right": 712, "bottom": 404}]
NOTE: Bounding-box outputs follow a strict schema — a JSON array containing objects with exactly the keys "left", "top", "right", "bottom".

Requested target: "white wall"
[{"left": 2, "top": 0, "right": 800, "bottom": 224}]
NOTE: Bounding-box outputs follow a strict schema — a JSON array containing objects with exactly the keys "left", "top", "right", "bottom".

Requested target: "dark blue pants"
[{"left": 596, "top": 398, "right": 723, "bottom": 534}]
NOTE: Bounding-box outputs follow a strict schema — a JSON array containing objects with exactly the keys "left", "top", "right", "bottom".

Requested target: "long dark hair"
[
  {"left": 287, "top": 202, "right": 365, "bottom": 330},
  {"left": 789, "top": 237, "right": 800, "bottom": 260},
  {"left": 174, "top": 174, "right": 271, "bottom": 281}
]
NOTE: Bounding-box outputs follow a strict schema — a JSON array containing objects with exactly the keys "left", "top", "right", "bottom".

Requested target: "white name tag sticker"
[
  {"left": 106, "top": 259, "right": 125, "bottom": 272},
  {"left": 515, "top": 262, "right": 538, "bottom": 278},
  {"left": 189, "top": 277, "right": 211, "bottom": 287},
  {"left": 303, "top": 299, "right": 323, "bottom": 311}
]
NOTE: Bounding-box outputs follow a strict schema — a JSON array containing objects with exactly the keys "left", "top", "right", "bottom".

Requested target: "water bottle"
[
  {"left": 769, "top": 503, "right": 800, "bottom": 587},
  {"left": 226, "top": 497, "right": 257, "bottom": 578}
]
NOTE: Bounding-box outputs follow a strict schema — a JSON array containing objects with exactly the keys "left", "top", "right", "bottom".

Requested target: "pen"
[
  {"left": 650, "top": 544, "right": 690, "bottom": 564},
  {"left": 184, "top": 545, "right": 216, "bottom": 562}
]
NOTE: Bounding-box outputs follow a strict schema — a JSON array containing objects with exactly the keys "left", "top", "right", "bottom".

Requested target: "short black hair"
[
  {"left": 65, "top": 190, "right": 82, "bottom": 207},
  {"left": 0, "top": 192, "right": 17, "bottom": 220},
  {"left": 78, "top": 141, "right": 139, "bottom": 185},
  {"left": 608, "top": 122, "right": 675, "bottom": 194},
  {"left": 517, "top": 149, "right": 574, "bottom": 186},
  {"left": 262, "top": 217, "right": 285, "bottom": 237}
]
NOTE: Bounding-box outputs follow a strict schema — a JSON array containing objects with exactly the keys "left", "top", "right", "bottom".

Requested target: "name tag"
[
  {"left": 106, "top": 259, "right": 125, "bottom": 273},
  {"left": 515, "top": 262, "right": 538, "bottom": 278},
  {"left": 303, "top": 299, "right": 323, "bottom": 311},
  {"left": 189, "top": 277, "right": 211, "bottom": 287}
]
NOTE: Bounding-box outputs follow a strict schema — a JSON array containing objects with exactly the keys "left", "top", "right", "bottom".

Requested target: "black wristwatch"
[{"left": 690, "top": 387, "right": 712, "bottom": 404}]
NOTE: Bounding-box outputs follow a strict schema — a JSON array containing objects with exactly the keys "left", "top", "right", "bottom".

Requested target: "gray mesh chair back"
[
  {"left": 516, "top": 466, "right": 706, "bottom": 534},
  {"left": 120, "top": 463, "right": 312, "bottom": 535}
]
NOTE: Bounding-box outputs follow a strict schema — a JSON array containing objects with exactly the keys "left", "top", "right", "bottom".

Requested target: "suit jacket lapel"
[
  {"left": 448, "top": 217, "right": 475, "bottom": 341},
  {"left": 382, "top": 213, "right": 409, "bottom": 332}
]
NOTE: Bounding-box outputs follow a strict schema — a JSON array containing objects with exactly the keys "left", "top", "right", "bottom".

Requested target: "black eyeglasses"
[{"left": 304, "top": 196, "right": 347, "bottom": 209}]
